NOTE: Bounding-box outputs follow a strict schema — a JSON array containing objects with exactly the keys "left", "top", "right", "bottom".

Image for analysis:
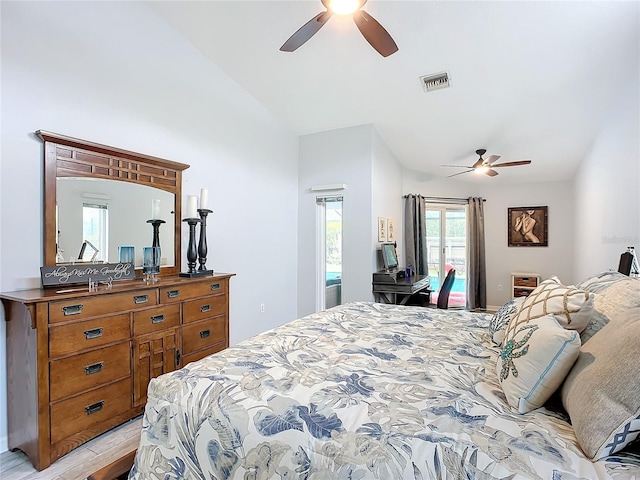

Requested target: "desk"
[{"left": 372, "top": 273, "right": 431, "bottom": 305}]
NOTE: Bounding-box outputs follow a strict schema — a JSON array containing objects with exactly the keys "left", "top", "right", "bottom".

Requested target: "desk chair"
[{"left": 436, "top": 269, "right": 456, "bottom": 309}]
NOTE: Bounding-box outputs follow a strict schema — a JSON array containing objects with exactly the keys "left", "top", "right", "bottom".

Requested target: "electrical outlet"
[
  {"left": 498, "top": 284, "right": 503, "bottom": 292},
  {"left": 260, "top": 303, "right": 265, "bottom": 313}
]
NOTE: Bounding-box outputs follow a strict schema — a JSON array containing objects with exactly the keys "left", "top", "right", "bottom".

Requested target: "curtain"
[
  {"left": 467, "top": 197, "right": 487, "bottom": 310},
  {"left": 404, "top": 194, "right": 428, "bottom": 275}
]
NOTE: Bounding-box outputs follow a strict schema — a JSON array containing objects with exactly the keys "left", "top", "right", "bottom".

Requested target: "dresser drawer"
[
  {"left": 514, "top": 276, "right": 538, "bottom": 288},
  {"left": 182, "top": 343, "right": 227, "bottom": 366},
  {"left": 159, "top": 278, "right": 227, "bottom": 303},
  {"left": 183, "top": 295, "right": 227, "bottom": 324},
  {"left": 133, "top": 304, "right": 180, "bottom": 336},
  {"left": 49, "top": 313, "right": 130, "bottom": 358},
  {"left": 182, "top": 317, "right": 227, "bottom": 355},
  {"left": 49, "top": 342, "right": 130, "bottom": 402},
  {"left": 49, "top": 290, "right": 157, "bottom": 323},
  {"left": 50, "top": 377, "right": 130, "bottom": 444}
]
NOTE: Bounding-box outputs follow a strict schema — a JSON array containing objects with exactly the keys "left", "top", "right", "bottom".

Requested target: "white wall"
[
  {"left": 573, "top": 66, "right": 640, "bottom": 280},
  {"left": 372, "top": 130, "right": 404, "bottom": 268},
  {"left": 298, "top": 125, "right": 375, "bottom": 317},
  {"left": 297, "top": 125, "right": 403, "bottom": 316},
  {"left": 402, "top": 175, "right": 576, "bottom": 309},
  {"left": 0, "top": 1, "right": 299, "bottom": 452},
  {"left": 478, "top": 181, "right": 575, "bottom": 307}
]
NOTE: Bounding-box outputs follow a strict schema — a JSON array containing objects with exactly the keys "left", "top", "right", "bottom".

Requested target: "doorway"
[
  {"left": 316, "top": 196, "right": 343, "bottom": 311},
  {"left": 426, "top": 204, "right": 467, "bottom": 307}
]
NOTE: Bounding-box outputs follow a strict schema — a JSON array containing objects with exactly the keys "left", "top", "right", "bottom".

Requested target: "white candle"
[
  {"left": 151, "top": 199, "right": 161, "bottom": 219},
  {"left": 200, "top": 188, "right": 209, "bottom": 210},
  {"left": 186, "top": 195, "right": 198, "bottom": 218}
]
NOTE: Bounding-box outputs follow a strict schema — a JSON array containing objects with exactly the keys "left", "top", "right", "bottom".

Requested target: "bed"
[{"left": 129, "top": 272, "right": 640, "bottom": 479}]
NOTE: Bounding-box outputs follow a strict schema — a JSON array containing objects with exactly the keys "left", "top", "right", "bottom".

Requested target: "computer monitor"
[{"left": 381, "top": 242, "right": 399, "bottom": 270}]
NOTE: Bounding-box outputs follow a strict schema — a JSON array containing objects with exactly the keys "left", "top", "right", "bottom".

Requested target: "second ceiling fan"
[
  {"left": 280, "top": 0, "right": 398, "bottom": 57},
  {"left": 442, "top": 149, "right": 532, "bottom": 178}
]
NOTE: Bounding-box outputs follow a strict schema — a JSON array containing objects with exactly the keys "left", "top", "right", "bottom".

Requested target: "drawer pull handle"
[
  {"left": 62, "top": 304, "right": 83, "bottom": 316},
  {"left": 200, "top": 304, "right": 211, "bottom": 313},
  {"left": 84, "top": 328, "right": 104, "bottom": 340},
  {"left": 85, "top": 400, "right": 104, "bottom": 415},
  {"left": 133, "top": 295, "right": 149, "bottom": 304},
  {"left": 200, "top": 329, "right": 211, "bottom": 338},
  {"left": 210, "top": 283, "right": 220, "bottom": 291},
  {"left": 167, "top": 290, "right": 180, "bottom": 299},
  {"left": 84, "top": 362, "right": 104, "bottom": 375},
  {"left": 151, "top": 314, "right": 165, "bottom": 324}
]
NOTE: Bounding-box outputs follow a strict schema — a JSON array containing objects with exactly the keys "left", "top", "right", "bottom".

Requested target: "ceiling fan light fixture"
[
  {"left": 475, "top": 166, "right": 489, "bottom": 175},
  {"left": 328, "top": 0, "right": 362, "bottom": 15}
]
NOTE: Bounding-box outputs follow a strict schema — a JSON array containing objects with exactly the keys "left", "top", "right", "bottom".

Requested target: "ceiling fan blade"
[
  {"left": 447, "top": 170, "right": 472, "bottom": 178},
  {"left": 353, "top": 10, "right": 398, "bottom": 57},
  {"left": 485, "top": 169, "right": 499, "bottom": 177},
  {"left": 491, "top": 160, "right": 532, "bottom": 168},
  {"left": 280, "top": 11, "right": 332, "bottom": 52},
  {"left": 441, "top": 165, "right": 473, "bottom": 169},
  {"left": 486, "top": 155, "right": 501, "bottom": 165}
]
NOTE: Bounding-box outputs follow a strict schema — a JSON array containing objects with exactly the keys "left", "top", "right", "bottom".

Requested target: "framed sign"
[
  {"left": 508, "top": 206, "right": 548, "bottom": 247},
  {"left": 40, "top": 262, "right": 136, "bottom": 287}
]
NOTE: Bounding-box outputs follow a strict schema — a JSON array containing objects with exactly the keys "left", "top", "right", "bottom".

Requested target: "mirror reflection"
[{"left": 56, "top": 178, "right": 175, "bottom": 267}]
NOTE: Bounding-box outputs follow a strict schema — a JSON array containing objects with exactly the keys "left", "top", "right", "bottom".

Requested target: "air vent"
[{"left": 420, "top": 72, "right": 450, "bottom": 92}]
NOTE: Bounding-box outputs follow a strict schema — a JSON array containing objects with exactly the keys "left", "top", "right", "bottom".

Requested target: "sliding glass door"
[{"left": 426, "top": 204, "right": 467, "bottom": 307}]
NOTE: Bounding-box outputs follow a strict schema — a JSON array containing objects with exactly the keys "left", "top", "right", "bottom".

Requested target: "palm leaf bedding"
[{"left": 129, "top": 302, "right": 639, "bottom": 479}]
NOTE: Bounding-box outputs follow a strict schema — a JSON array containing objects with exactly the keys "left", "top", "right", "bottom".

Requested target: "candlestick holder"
[
  {"left": 146, "top": 219, "right": 165, "bottom": 251},
  {"left": 180, "top": 218, "right": 200, "bottom": 277},
  {"left": 196, "top": 208, "right": 214, "bottom": 275}
]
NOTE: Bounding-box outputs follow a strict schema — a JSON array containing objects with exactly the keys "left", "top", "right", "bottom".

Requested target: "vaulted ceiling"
[{"left": 147, "top": 1, "right": 639, "bottom": 184}]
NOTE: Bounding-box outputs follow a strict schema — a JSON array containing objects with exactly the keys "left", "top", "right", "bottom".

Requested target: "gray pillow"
[{"left": 561, "top": 307, "right": 640, "bottom": 459}]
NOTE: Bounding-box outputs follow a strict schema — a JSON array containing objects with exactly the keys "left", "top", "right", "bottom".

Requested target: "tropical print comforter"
[{"left": 129, "top": 302, "right": 640, "bottom": 479}]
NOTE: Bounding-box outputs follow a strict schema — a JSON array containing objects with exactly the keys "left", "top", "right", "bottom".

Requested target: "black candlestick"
[
  {"left": 197, "top": 208, "right": 213, "bottom": 274},
  {"left": 147, "top": 219, "right": 166, "bottom": 250},
  {"left": 179, "top": 218, "right": 200, "bottom": 277}
]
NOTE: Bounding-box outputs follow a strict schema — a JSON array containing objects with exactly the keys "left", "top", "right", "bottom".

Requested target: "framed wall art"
[
  {"left": 507, "top": 206, "right": 548, "bottom": 247},
  {"left": 387, "top": 218, "right": 395, "bottom": 242},
  {"left": 378, "top": 217, "right": 387, "bottom": 242}
]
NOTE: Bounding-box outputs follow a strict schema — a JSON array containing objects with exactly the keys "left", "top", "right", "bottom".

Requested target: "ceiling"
[{"left": 146, "top": 1, "right": 639, "bottom": 184}]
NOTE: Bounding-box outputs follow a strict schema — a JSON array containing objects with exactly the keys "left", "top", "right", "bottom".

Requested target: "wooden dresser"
[{"left": 0, "top": 273, "right": 233, "bottom": 471}]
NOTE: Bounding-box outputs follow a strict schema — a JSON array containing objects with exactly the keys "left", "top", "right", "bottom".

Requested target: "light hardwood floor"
[{"left": 0, "top": 417, "right": 141, "bottom": 480}]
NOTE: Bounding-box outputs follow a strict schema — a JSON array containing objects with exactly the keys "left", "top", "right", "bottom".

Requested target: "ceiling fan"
[
  {"left": 441, "top": 149, "right": 532, "bottom": 178},
  {"left": 280, "top": 0, "right": 398, "bottom": 57}
]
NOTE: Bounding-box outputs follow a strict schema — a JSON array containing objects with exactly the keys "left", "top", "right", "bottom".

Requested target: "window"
[
  {"left": 82, "top": 203, "right": 108, "bottom": 261},
  {"left": 426, "top": 204, "right": 466, "bottom": 307},
  {"left": 316, "top": 196, "right": 343, "bottom": 311}
]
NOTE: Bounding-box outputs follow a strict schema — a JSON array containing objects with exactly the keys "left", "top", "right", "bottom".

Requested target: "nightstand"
[{"left": 511, "top": 272, "right": 540, "bottom": 299}]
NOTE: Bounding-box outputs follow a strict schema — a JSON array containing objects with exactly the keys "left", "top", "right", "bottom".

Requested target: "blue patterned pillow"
[
  {"left": 576, "top": 270, "right": 630, "bottom": 293},
  {"left": 489, "top": 297, "right": 525, "bottom": 345}
]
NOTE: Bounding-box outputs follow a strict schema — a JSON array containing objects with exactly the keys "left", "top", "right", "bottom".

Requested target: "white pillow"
[
  {"left": 497, "top": 314, "right": 580, "bottom": 413},
  {"left": 504, "top": 277, "right": 594, "bottom": 339},
  {"left": 594, "top": 278, "right": 640, "bottom": 322},
  {"left": 489, "top": 297, "right": 525, "bottom": 346}
]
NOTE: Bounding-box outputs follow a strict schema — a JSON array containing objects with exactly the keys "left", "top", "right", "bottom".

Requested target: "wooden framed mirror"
[{"left": 38, "top": 130, "right": 189, "bottom": 276}]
